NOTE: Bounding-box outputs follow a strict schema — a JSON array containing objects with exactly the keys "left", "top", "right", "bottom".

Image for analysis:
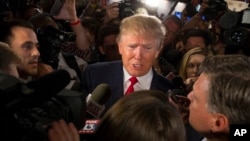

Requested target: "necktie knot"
[
  {"left": 129, "top": 76, "right": 138, "bottom": 85},
  {"left": 125, "top": 76, "right": 138, "bottom": 95}
]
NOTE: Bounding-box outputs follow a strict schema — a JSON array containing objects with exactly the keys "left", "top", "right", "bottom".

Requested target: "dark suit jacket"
[{"left": 81, "top": 61, "right": 174, "bottom": 116}]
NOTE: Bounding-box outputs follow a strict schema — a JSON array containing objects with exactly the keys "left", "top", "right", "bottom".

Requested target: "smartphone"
[
  {"left": 168, "top": 90, "right": 191, "bottom": 107},
  {"left": 195, "top": 4, "right": 201, "bottom": 12},
  {"left": 175, "top": 11, "right": 182, "bottom": 19},
  {"left": 50, "top": 0, "right": 66, "bottom": 16}
]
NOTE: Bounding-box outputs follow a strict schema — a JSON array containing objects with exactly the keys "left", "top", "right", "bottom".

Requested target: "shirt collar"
[{"left": 123, "top": 67, "right": 153, "bottom": 89}]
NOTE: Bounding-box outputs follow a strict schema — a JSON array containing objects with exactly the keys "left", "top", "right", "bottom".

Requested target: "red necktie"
[{"left": 125, "top": 76, "right": 138, "bottom": 96}]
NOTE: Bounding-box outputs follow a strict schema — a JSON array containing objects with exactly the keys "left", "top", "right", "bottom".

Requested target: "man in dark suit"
[{"left": 81, "top": 14, "right": 174, "bottom": 116}]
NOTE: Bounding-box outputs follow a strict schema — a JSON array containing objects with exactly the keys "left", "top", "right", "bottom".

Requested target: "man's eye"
[{"left": 128, "top": 45, "right": 136, "bottom": 49}]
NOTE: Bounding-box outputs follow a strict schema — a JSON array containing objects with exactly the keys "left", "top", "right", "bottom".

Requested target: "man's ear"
[{"left": 211, "top": 113, "right": 229, "bottom": 133}]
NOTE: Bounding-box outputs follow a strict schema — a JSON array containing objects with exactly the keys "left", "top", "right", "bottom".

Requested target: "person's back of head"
[
  {"left": 95, "top": 90, "right": 186, "bottom": 141},
  {"left": 0, "top": 42, "right": 21, "bottom": 77}
]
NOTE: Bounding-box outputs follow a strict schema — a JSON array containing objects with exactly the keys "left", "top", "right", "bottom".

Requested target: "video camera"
[
  {"left": 118, "top": 0, "right": 136, "bottom": 20},
  {"left": 94, "top": 0, "right": 143, "bottom": 21},
  {"left": 202, "top": 0, "right": 227, "bottom": 21},
  {"left": 36, "top": 25, "right": 76, "bottom": 69},
  {"left": 0, "top": 70, "right": 86, "bottom": 141},
  {"left": 219, "top": 9, "right": 250, "bottom": 56}
]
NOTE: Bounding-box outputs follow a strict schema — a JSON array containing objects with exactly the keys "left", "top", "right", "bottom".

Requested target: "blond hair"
[
  {"left": 179, "top": 47, "right": 209, "bottom": 80},
  {"left": 117, "top": 14, "right": 166, "bottom": 48}
]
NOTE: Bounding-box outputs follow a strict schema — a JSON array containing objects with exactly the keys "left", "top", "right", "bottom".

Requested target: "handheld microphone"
[
  {"left": 0, "top": 69, "right": 71, "bottom": 112},
  {"left": 86, "top": 83, "right": 111, "bottom": 119},
  {"left": 79, "top": 83, "right": 111, "bottom": 136}
]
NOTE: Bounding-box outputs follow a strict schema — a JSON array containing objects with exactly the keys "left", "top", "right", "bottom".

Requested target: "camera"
[
  {"left": 223, "top": 27, "right": 250, "bottom": 55},
  {"left": 36, "top": 25, "right": 76, "bottom": 69},
  {"left": 118, "top": 0, "right": 135, "bottom": 20},
  {"left": 202, "top": 0, "right": 227, "bottom": 21},
  {"left": 0, "top": 71, "right": 86, "bottom": 141}
]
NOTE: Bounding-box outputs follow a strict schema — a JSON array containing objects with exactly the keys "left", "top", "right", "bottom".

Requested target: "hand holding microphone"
[{"left": 168, "top": 89, "right": 190, "bottom": 124}]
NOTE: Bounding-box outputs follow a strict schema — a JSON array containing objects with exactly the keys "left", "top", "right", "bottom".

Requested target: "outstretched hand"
[{"left": 53, "top": 0, "right": 78, "bottom": 22}]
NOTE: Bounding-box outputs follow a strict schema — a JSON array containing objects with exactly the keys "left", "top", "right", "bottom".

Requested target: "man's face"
[
  {"left": 185, "top": 37, "right": 206, "bottom": 52},
  {"left": 102, "top": 34, "right": 121, "bottom": 61},
  {"left": 118, "top": 33, "right": 161, "bottom": 77},
  {"left": 187, "top": 73, "right": 214, "bottom": 135},
  {"left": 163, "top": 19, "right": 180, "bottom": 46},
  {"left": 9, "top": 26, "right": 40, "bottom": 77}
]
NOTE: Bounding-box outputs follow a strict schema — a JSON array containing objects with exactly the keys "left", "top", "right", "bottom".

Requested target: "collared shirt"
[{"left": 123, "top": 67, "right": 153, "bottom": 95}]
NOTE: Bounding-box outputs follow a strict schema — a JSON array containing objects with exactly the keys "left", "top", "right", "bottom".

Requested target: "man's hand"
[
  {"left": 48, "top": 119, "right": 80, "bottom": 141},
  {"left": 53, "top": 0, "right": 78, "bottom": 22},
  {"left": 102, "top": 2, "right": 119, "bottom": 24}
]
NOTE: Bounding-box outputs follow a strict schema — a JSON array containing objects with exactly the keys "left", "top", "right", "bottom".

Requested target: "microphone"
[
  {"left": 0, "top": 69, "right": 71, "bottom": 112},
  {"left": 86, "top": 83, "right": 111, "bottom": 119},
  {"left": 79, "top": 83, "right": 111, "bottom": 136}
]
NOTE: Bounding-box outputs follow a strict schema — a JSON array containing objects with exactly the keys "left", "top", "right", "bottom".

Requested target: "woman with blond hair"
[{"left": 179, "top": 47, "right": 210, "bottom": 93}]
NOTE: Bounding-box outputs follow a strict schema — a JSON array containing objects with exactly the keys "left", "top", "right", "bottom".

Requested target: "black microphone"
[
  {"left": 0, "top": 69, "right": 71, "bottom": 112},
  {"left": 219, "top": 11, "right": 240, "bottom": 29},
  {"left": 79, "top": 83, "right": 111, "bottom": 135}
]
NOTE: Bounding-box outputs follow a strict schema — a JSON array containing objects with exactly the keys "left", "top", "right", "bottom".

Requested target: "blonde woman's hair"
[{"left": 179, "top": 47, "right": 209, "bottom": 80}]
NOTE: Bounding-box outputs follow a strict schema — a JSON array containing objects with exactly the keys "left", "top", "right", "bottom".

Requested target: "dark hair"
[
  {"left": 0, "top": 19, "right": 34, "bottom": 44},
  {"left": 182, "top": 28, "right": 213, "bottom": 46},
  {"left": 95, "top": 90, "right": 186, "bottom": 141},
  {"left": 96, "top": 23, "right": 120, "bottom": 47},
  {"left": 199, "top": 55, "right": 250, "bottom": 124},
  {"left": 164, "top": 15, "right": 183, "bottom": 30},
  {"left": 80, "top": 16, "right": 99, "bottom": 35}
]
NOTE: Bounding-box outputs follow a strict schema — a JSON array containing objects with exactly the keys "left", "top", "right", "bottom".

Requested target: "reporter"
[
  {"left": 48, "top": 90, "right": 186, "bottom": 141},
  {"left": 188, "top": 54, "right": 250, "bottom": 141},
  {"left": 94, "top": 90, "right": 186, "bottom": 141}
]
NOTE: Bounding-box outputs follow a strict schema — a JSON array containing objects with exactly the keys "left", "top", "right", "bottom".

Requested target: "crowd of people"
[{"left": 0, "top": 0, "right": 250, "bottom": 141}]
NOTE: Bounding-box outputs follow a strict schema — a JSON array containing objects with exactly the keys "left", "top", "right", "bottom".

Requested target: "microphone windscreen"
[
  {"left": 57, "top": 89, "right": 86, "bottom": 130},
  {"left": 26, "top": 69, "right": 71, "bottom": 95},
  {"left": 91, "top": 83, "right": 111, "bottom": 105},
  {"left": 20, "top": 69, "right": 71, "bottom": 108},
  {"left": 219, "top": 11, "right": 240, "bottom": 29}
]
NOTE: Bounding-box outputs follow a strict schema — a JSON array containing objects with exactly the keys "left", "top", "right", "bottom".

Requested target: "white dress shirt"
[{"left": 123, "top": 67, "right": 153, "bottom": 95}]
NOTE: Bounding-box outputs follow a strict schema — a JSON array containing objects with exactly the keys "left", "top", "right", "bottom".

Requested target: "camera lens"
[{"left": 230, "top": 30, "right": 244, "bottom": 43}]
